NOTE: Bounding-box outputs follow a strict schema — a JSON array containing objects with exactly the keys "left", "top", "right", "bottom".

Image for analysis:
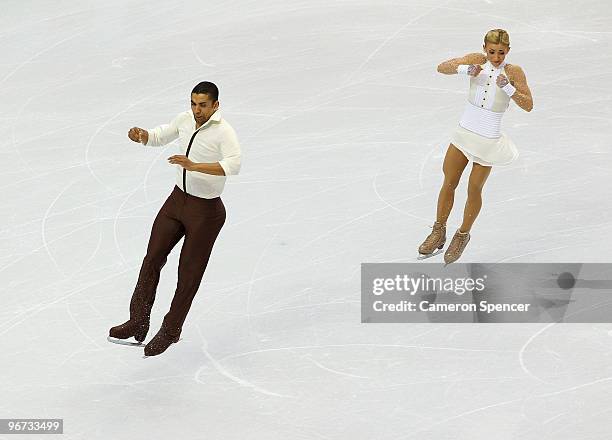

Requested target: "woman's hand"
[
  {"left": 467, "top": 64, "right": 482, "bottom": 77},
  {"left": 496, "top": 74, "right": 510, "bottom": 87}
]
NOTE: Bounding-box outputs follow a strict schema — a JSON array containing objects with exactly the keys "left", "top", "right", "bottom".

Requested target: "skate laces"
[
  {"left": 424, "top": 223, "right": 444, "bottom": 245},
  {"left": 450, "top": 231, "right": 469, "bottom": 250}
]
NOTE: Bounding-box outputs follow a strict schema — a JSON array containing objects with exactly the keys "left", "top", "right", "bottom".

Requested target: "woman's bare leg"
[
  {"left": 436, "top": 144, "right": 469, "bottom": 224},
  {"left": 460, "top": 162, "right": 492, "bottom": 232}
]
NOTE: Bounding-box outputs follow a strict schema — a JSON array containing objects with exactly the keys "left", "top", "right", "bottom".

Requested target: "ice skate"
[
  {"left": 108, "top": 289, "right": 153, "bottom": 344},
  {"left": 144, "top": 324, "right": 181, "bottom": 357},
  {"left": 106, "top": 335, "right": 145, "bottom": 347},
  {"left": 417, "top": 221, "right": 446, "bottom": 260},
  {"left": 444, "top": 229, "right": 470, "bottom": 265},
  {"left": 108, "top": 318, "right": 149, "bottom": 344}
]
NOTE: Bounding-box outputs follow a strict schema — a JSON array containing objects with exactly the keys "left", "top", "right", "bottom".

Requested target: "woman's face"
[{"left": 483, "top": 42, "right": 510, "bottom": 67}]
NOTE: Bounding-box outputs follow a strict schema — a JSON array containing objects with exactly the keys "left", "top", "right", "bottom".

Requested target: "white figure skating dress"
[{"left": 451, "top": 60, "right": 519, "bottom": 166}]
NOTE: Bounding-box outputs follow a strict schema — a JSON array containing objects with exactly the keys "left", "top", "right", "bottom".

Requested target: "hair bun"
[{"left": 484, "top": 29, "right": 510, "bottom": 46}]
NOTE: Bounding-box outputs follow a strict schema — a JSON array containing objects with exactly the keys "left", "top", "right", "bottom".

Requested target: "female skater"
[{"left": 418, "top": 29, "right": 533, "bottom": 263}]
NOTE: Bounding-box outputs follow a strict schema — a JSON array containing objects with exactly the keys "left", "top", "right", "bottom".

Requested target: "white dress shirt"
[
  {"left": 146, "top": 110, "right": 241, "bottom": 199},
  {"left": 468, "top": 60, "right": 512, "bottom": 112},
  {"left": 457, "top": 60, "right": 513, "bottom": 138}
]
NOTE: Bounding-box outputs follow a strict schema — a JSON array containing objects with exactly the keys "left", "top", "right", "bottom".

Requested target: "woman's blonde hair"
[{"left": 484, "top": 29, "right": 510, "bottom": 46}]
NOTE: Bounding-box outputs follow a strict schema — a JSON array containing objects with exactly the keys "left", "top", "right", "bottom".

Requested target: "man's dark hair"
[{"left": 191, "top": 81, "right": 219, "bottom": 102}]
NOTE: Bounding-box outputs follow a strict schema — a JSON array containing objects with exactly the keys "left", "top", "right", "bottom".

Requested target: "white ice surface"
[{"left": 2, "top": 1, "right": 612, "bottom": 439}]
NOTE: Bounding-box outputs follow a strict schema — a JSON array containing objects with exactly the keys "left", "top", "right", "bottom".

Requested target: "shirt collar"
[
  {"left": 209, "top": 110, "right": 221, "bottom": 122},
  {"left": 193, "top": 110, "right": 222, "bottom": 130},
  {"left": 488, "top": 60, "right": 507, "bottom": 70}
]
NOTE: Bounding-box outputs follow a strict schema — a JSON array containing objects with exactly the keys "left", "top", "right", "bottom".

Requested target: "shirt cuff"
[
  {"left": 501, "top": 83, "right": 516, "bottom": 97},
  {"left": 218, "top": 159, "right": 240, "bottom": 176},
  {"left": 218, "top": 160, "right": 229, "bottom": 176},
  {"left": 140, "top": 129, "right": 155, "bottom": 146},
  {"left": 457, "top": 65, "right": 470, "bottom": 75}
]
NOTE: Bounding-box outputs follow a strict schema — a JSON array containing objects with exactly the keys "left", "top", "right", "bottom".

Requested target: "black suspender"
[{"left": 183, "top": 128, "right": 202, "bottom": 195}]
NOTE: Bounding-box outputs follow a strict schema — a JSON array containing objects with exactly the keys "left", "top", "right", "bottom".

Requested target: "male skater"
[{"left": 109, "top": 81, "right": 241, "bottom": 356}]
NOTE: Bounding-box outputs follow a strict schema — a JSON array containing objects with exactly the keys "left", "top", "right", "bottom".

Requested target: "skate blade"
[
  {"left": 107, "top": 336, "right": 145, "bottom": 347},
  {"left": 417, "top": 248, "right": 444, "bottom": 260},
  {"left": 141, "top": 338, "right": 182, "bottom": 359}
]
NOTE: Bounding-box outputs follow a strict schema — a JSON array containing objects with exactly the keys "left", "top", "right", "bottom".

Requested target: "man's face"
[{"left": 191, "top": 93, "right": 219, "bottom": 124}]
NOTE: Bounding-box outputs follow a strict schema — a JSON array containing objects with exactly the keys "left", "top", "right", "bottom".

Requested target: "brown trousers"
[{"left": 130, "top": 185, "right": 226, "bottom": 337}]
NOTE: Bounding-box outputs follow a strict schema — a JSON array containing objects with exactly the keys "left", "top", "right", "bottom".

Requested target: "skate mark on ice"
[
  {"left": 0, "top": 266, "right": 136, "bottom": 336},
  {"left": 518, "top": 322, "right": 559, "bottom": 385},
  {"left": 343, "top": 0, "right": 452, "bottom": 86},
  {"left": 112, "top": 144, "right": 172, "bottom": 266},
  {"left": 304, "top": 355, "right": 370, "bottom": 379},
  {"left": 193, "top": 325, "right": 295, "bottom": 398},
  {"left": 246, "top": 208, "right": 298, "bottom": 349},
  {"left": 218, "top": 343, "right": 515, "bottom": 364}
]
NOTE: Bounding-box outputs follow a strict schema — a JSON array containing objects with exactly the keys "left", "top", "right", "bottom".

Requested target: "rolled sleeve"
[
  {"left": 218, "top": 126, "right": 242, "bottom": 176},
  {"left": 146, "top": 113, "right": 183, "bottom": 147}
]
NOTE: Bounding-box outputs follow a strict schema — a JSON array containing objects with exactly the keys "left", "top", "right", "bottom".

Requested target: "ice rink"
[{"left": 2, "top": 0, "right": 612, "bottom": 438}]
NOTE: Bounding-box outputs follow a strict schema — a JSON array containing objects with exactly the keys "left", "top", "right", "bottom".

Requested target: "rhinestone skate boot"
[
  {"left": 109, "top": 292, "right": 153, "bottom": 344},
  {"left": 418, "top": 221, "right": 446, "bottom": 259},
  {"left": 144, "top": 323, "right": 181, "bottom": 357},
  {"left": 444, "top": 229, "right": 470, "bottom": 265}
]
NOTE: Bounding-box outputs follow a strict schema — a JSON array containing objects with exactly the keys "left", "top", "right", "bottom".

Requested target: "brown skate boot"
[
  {"left": 109, "top": 290, "right": 153, "bottom": 343},
  {"left": 109, "top": 319, "right": 149, "bottom": 343},
  {"left": 418, "top": 221, "right": 446, "bottom": 258},
  {"left": 144, "top": 324, "right": 181, "bottom": 357},
  {"left": 444, "top": 230, "right": 470, "bottom": 264}
]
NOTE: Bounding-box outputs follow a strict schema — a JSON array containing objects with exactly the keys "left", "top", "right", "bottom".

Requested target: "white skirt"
[{"left": 450, "top": 125, "right": 519, "bottom": 167}]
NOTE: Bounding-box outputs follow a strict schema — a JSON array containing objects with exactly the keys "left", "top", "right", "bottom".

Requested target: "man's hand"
[
  {"left": 128, "top": 127, "right": 149, "bottom": 144},
  {"left": 168, "top": 155, "right": 196, "bottom": 171}
]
